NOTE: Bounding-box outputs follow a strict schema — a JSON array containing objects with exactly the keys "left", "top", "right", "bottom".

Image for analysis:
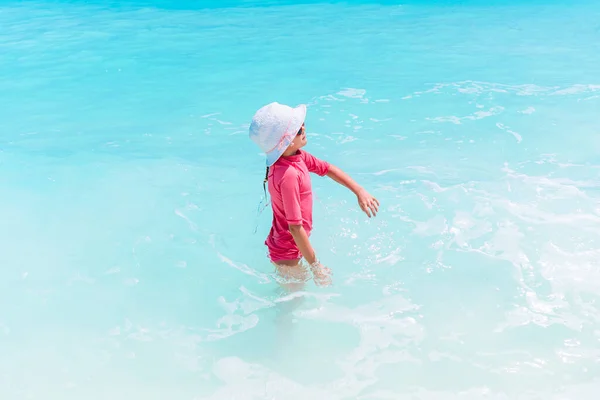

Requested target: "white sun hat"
[{"left": 249, "top": 102, "right": 307, "bottom": 167}]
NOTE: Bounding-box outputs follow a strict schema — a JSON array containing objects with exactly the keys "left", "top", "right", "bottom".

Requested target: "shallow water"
[{"left": 1, "top": 1, "right": 600, "bottom": 399}]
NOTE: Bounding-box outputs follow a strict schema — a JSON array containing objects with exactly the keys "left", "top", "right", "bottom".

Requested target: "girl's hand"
[
  {"left": 310, "top": 262, "right": 332, "bottom": 287},
  {"left": 357, "top": 188, "right": 380, "bottom": 218}
]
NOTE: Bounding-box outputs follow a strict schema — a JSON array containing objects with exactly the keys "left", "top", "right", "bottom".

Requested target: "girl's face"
[
  {"left": 290, "top": 123, "right": 307, "bottom": 149},
  {"left": 283, "top": 123, "right": 307, "bottom": 156}
]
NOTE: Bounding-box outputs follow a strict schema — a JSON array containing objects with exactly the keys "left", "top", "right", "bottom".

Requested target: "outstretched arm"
[{"left": 326, "top": 164, "right": 380, "bottom": 217}]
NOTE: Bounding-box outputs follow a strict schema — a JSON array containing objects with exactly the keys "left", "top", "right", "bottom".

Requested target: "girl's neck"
[{"left": 282, "top": 148, "right": 300, "bottom": 157}]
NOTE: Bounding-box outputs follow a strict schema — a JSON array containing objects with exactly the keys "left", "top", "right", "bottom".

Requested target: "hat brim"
[{"left": 265, "top": 104, "right": 307, "bottom": 167}]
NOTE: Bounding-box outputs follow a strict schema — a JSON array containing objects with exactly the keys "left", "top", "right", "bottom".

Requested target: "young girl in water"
[{"left": 249, "top": 102, "right": 380, "bottom": 286}]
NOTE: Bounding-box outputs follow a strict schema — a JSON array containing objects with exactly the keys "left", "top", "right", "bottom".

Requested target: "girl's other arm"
[
  {"left": 288, "top": 224, "right": 317, "bottom": 264},
  {"left": 289, "top": 224, "right": 331, "bottom": 286}
]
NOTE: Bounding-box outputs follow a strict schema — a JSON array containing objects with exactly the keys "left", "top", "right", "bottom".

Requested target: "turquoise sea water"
[{"left": 2, "top": 0, "right": 600, "bottom": 398}]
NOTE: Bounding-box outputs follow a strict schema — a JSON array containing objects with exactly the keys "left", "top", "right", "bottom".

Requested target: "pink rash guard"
[{"left": 265, "top": 149, "right": 330, "bottom": 263}]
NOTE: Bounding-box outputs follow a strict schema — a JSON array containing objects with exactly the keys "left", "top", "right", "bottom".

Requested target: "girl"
[{"left": 250, "top": 102, "right": 380, "bottom": 286}]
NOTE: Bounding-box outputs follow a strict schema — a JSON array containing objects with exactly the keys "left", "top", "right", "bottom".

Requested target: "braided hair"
[{"left": 263, "top": 166, "right": 269, "bottom": 201}]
